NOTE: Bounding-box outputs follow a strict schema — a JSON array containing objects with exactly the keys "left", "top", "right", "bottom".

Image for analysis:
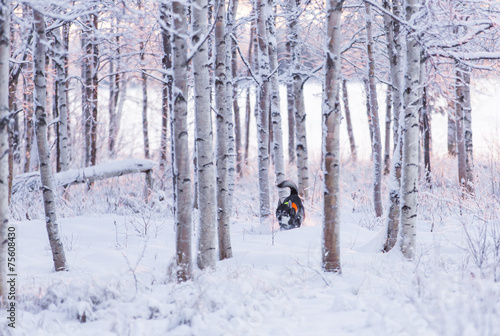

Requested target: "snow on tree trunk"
[
  {"left": 294, "top": 81, "right": 309, "bottom": 199},
  {"left": 0, "top": 0, "right": 10, "bottom": 299},
  {"left": 400, "top": 0, "right": 420, "bottom": 260},
  {"left": 33, "top": 10, "right": 67, "bottom": 272},
  {"left": 81, "top": 19, "right": 92, "bottom": 167},
  {"left": 160, "top": 4, "right": 172, "bottom": 176},
  {"left": 322, "top": 0, "right": 343, "bottom": 273},
  {"left": 90, "top": 15, "right": 98, "bottom": 166},
  {"left": 421, "top": 86, "right": 432, "bottom": 186},
  {"left": 383, "top": 86, "right": 392, "bottom": 174},
  {"left": 215, "top": 0, "right": 233, "bottom": 259},
  {"left": 285, "top": 0, "right": 297, "bottom": 166},
  {"left": 266, "top": 0, "right": 286, "bottom": 202},
  {"left": 192, "top": 0, "right": 217, "bottom": 269},
  {"left": 230, "top": 0, "right": 242, "bottom": 177},
  {"left": 108, "top": 16, "right": 121, "bottom": 160},
  {"left": 53, "top": 25, "right": 69, "bottom": 172},
  {"left": 364, "top": 2, "right": 383, "bottom": 218},
  {"left": 226, "top": 0, "right": 236, "bottom": 228},
  {"left": 342, "top": 79, "right": 357, "bottom": 162},
  {"left": 172, "top": 0, "right": 192, "bottom": 281},
  {"left": 447, "top": 104, "right": 457, "bottom": 156},
  {"left": 138, "top": 2, "right": 150, "bottom": 160},
  {"left": 383, "top": 0, "right": 404, "bottom": 253},
  {"left": 456, "top": 64, "right": 474, "bottom": 195},
  {"left": 255, "top": 0, "right": 272, "bottom": 228}
]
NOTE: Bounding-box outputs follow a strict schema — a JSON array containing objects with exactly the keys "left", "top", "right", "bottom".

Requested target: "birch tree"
[
  {"left": 400, "top": 0, "right": 420, "bottom": 260},
  {"left": 53, "top": 24, "right": 69, "bottom": 172},
  {"left": 266, "top": 0, "right": 286, "bottom": 201},
  {"left": 192, "top": 0, "right": 217, "bottom": 269},
  {"left": 342, "top": 79, "right": 357, "bottom": 162},
  {"left": 0, "top": 0, "right": 10, "bottom": 299},
  {"left": 364, "top": 2, "right": 382, "bottom": 217},
  {"left": 255, "top": 0, "right": 272, "bottom": 228},
  {"left": 172, "top": 0, "right": 192, "bottom": 281},
  {"left": 33, "top": 10, "right": 67, "bottom": 271},
  {"left": 215, "top": 0, "right": 233, "bottom": 259},
  {"left": 322, "top": 0, "right": 343, "bottom": 273}
]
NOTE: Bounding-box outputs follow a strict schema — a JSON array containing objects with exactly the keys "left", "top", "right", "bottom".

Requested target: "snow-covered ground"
[{"left": 2, "top": 157, "right": 499, "bottom": 336}]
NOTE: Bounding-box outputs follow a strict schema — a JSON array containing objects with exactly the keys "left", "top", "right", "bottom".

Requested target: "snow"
[{"left": 3, "top": 157, "right": 500, "bottom": 336}]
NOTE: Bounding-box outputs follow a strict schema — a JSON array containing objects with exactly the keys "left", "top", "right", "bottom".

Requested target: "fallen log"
[{"left": 12, "top": 159, "right": 155, "bottom": 198}]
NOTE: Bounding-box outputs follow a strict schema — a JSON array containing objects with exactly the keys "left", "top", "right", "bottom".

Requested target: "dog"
[{"left": 276, "top": 180, "right": 305, "bottom": 230}]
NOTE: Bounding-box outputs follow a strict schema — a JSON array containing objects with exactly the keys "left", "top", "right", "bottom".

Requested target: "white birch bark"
[
  {"left": 322, "top": 0, "right": 343, "bottom": 273},
  {"left": 0, "top": 0, "right": 10, "bottom": 299},
  {"left": 215, "top": 0, "right": 233, "bottom": 259},
  {"left": 285, "top": 0, "right": 297, "bottom": 165},
  {"left": 364, "top": 2, "right": 383, "bottom": 218},
  {"left": 256, "top": 0, "right": 272, "bottom": 228},
  {"left": 400, "top": 0, "right": 420, "bottom": 260},
  {"left": 138, "top": 1, "right": 150, "bottom": 160},
  {"left": 193, "top": 0, "right": 217, "bottom": 269},
  {"left": 266, "top": 0, "right": 286, "bottom": 202},
  {"left": 383, "top": 0, "right": 404, "bottom": 253},
  {"left": 34, "top": 10, "right": 67, "bottom": 271},
  {"left": 172, "top": 0, "right": 192, "bottom": 281},
  {"left": 53, "top": 26, "right": 69, "bottom": 172},
  {"left": 342, "top": 79, "right": 357, "bottom": 162}
]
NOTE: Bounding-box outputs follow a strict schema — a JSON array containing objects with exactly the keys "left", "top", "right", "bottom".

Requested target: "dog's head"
[{"left": 276, "top": 199, "right": 298, "bottom": 230}]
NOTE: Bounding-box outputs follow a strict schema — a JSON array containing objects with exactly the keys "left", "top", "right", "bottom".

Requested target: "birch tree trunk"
[
  {"left": 341, "top": 79, "right": 357, "bottom": 162},
  {"left": 172, "top": 0, "right": 192, "bottom": 281},
  {"left": 364, "top": 2, "right": 383, "bottom": 218},
  {"left": 108, "top": 16, "right": 120, "bottom": 159},
  {"left": 90, "top": 14, "right": 98, "bottom": 166},
  {"left": 193, "top": 0, "right": 217, "bottom": 269},
  {"left": 400, "top": 0, "right": 420, "bottom": 260},
  {"left": 139, "top": 1, "right": 150, "bottom": 160},
  {"left": 383, "top": 0, "right": 404, "bottom": 253},
  {"left": 81, "top": 18, "right": 92, "bottom": 166},
  {"left": 447, "top": 105, "right": 457, "bottom": 156},
  {"left": 421, "top": 86, "right": 431, "bottom": 186},
  {"left": 0, "top": 0, "right": 10, "bottom": 299},
  {"left": 256, "top": 0, "right": 272, "bottom": 228},
  {"left": 33, "top": 10, "right": 67, "bottom": 271},
  {"left": 215, "top": 0, "right": 233, "bottom": 259},
  {"left": 54, "top": 25, "right": 69, "bottom": 172},
  {"left": 456, "top": 64, "right": 474, "bottom": 195},
  {"left": 322, "top": 0, "right": 343, "bottom": 273},
  {"left": 160, "top": 4, "right": 172, "bottom": 175},
  {"left": 266, "top": 0, "right": 286, "bottom": 201},
  {"left": 230, "top": 0, "right": 242, "bottom": 177},
  {"left": 23, "top": 74, "right": 33, "bottom": 173},
  {"left": 383, "top": 86, "right": 392, "bottom": 174},
  {"left": 285, "top": 0, "right": 298, "bottom": 165}
]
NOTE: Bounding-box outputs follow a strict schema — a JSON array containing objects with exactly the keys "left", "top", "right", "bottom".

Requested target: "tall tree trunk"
[
  {"left": 108, "top": 15, "right": 120, "bottom": 160},
  {"left": 255, "top": 0, "right": 272, "bottom": 228},
  {"left": 447, "top": 104, "right": 457, "bottom": 156},
  {"left": 193, "top": 0, "right": 217, "bottom": 269},
  {"left": 243, "top": 27, "right": 254, "bottom": 168},
  {"left": 267, "top": 0, "right": 286, "bottom": 202},
  {"left": 342, "top": 79, "right": 357, "bottom": 162},
  {"left": 383, "top": 0, "right": 404, "bottom": 253},
  {"left": 54, "top": 25, "right": 69, "bottom": 172},
  {"left": 0, "top": 0, "right": 10, "bottom": 299},
  {"left": 285, "top": 0, "right": 298, "bottom": 165},
  {"left": 23, "top": 74, "right": 34, "bottom": 173},
  {"left": 322, "top": 0, "right": 343, "bottom": 273},
  {"left": 456, "top": 64, "right": 474, "bottom": 195},
  {"left": 225, "top": 0, "right": 236, "bottom": 232},
  {"left": 215, "top": 0, "right": 233, "bottom": 259},
  {"left": 290, "top": 2, "right": 309, "bottom": 199},
  {"left": 365, "top": 2, "right": 383, "bottom": 218},
  {"left": 231, "top": 0, "right": 242, "bottom": 177},
  {"left": 383, "top": 85, "right": 392, "bottom": 174},
  {"left": 90, "top": 14, "right": 98, "bottom": 166},
  {"left": 160, "top": 4, "right": 171, "bottom": 175},
  {"left": 172, "top": 0, "right": 192, "bottom": 282},
  {"left": 400, "top": 0, "right": 420, "bottom": 260},
  {"left": 81, "top": 18, "right": 92, "bottom": 166},
  {"left": 139, "top": 1, "right": 150, "bottom": 160},
  {"left": 422, "top": 86, "right": 431, "bottom": 186},
  {"left": 33, "top": 10, "right": 67, "bottom": 271}
]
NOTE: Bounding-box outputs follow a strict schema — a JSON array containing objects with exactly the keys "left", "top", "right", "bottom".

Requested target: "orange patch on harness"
[{"left": 291, "top": 202, "right": 298, "bottom": 212}]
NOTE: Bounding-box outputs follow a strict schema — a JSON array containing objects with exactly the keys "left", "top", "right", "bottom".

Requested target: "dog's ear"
[{"left": 277, "top": 199, "right": 282, "bottom": 207}]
